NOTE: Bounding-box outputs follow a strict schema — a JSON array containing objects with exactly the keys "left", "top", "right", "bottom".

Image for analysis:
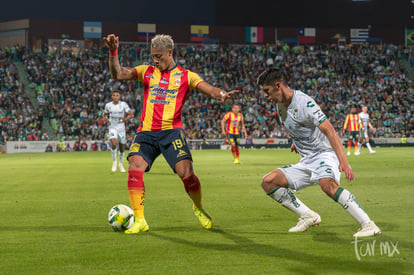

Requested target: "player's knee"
[
  {"left": 320, "top": 178, "right": 339, "bottom": 198},
  {"left": 261, "top": 171, "right": 281, "bottom": 192},
  {"left": 128, "top": 155, "right": 147, "bottom": 171},
  {"left": 175, "top": 159, "right": 193, "bottom": 178}
]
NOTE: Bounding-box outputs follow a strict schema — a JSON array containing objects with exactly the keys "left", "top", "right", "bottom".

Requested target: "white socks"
[
  {"left": 334, "top": 187, "right": 371, "bottom": 226},
  {"left": 111, "top": 148, "right": 117, "bottom": 163},
  {"left": 268, "top": 187, "right": 311, "bottom": 217},
  {"left": 366, "top": 142, "right": 373, "bottom": 153},
  {"left": 119, "top": 151, "right": 125, "bottom": 165}
]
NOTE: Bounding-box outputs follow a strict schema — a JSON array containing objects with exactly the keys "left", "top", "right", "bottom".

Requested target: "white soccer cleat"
[
  {"left": 111, "top": 163, "right": 117, "bottom": 172},
  {"left": 370, "top": 150, "right": 376, "bottom": 154},
  {"left": 288, "top": 210, "right": 321, "bottom": 232},
  {"left": 119, "top": 165, "right": 126, "bottom": 173},
  {"left": 354, "top": 152, "right": 361, "bottom": 155},
  {"left": 347, "top": 152, "right": 351, "bottom": 156},
  {"left": 353, "top": 221, "right": 381, "bottom": 237}
]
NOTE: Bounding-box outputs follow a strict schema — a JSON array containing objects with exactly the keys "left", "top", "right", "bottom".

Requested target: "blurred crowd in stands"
[{"left": 1, "top": 42, "right": 414, "bottom": 147}]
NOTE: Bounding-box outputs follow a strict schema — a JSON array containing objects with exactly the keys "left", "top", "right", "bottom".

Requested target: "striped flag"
[
  {"left": 297, "top": 28, "right": 316, "bottom": 44},
  {"left": 83, "top": 21, "right": 102, "bottom": 39},
  {"left": 190, "top": 25, "right": 209, "bottom": 42},
  {"left": 245, "top": 27, "right": 263, "bottom": 43},
  {"left": 138, "top": 23, "right": 156, "bottom": 41},
  {"left": 350, "top": 28, "right": 369, "bottom": 44}
]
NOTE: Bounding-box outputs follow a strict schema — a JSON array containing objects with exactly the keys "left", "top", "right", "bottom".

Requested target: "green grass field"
[{"left": 0, "top": 148, "right": 413, "bottom": 274}]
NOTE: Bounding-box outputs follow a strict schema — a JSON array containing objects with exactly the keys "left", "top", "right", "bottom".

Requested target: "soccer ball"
[{"left": 108, "top": 204, "right": 135, "bottom": 231}]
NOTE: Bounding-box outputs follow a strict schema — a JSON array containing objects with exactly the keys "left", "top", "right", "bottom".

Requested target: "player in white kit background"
[
  {"left": 357, "top": 106, "right": 376, "bottom": 154},
  {"left": 256, "top": 68, "right": 381, "bottom": 237},
  {"left": 103, "top": 90, "right": 133, "bottom": 172}
]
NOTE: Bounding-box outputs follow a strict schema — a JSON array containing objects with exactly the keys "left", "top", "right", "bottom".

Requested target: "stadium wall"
[
  {"left": 3, "top": 19, "right": 407, "bottom": 48},
  {"left": 5, "top": 138, "right": 414, "bottom": 154}
]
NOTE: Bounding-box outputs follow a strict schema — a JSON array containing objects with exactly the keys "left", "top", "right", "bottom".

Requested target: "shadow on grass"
[{"left": 149, "top": 227, "right": 410, "bottom": 275}]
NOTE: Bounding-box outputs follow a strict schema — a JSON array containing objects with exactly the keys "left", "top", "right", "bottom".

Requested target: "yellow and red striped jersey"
[
  {"left": 343, "top": 114, "right": 364, "bottom": 131},
  {"left": 134, "top": 65, "right": 204, "bottom": 131},
  {"left": 224, "top": 112, "right": 244, "bottom": 135}
]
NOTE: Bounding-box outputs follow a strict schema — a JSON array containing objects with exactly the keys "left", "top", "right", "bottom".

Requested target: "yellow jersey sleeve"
[
  {"left": 134, "top": 65, "right": 150, "bottom": 82},
  {"left": 188, "top": 71, "right": 205, "bottom": 90}
]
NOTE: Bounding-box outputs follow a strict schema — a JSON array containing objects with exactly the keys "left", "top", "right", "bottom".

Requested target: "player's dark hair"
[
  {"left": 112, "top": 90, "right": 121, "bottom": 95},
  {"left": 256, "top": 68, "right": 289, "bottom": 86}
]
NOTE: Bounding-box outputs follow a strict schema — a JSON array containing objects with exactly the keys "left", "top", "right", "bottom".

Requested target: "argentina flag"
[{"left": 83, "top": 21, "right": 102, "bottom": 39}]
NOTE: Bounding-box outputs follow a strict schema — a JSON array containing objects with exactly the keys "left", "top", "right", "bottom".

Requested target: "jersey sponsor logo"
[
  {"left": 174, "top": 78, "right": 181, "bottom": 86},
  {"left": 177, "top": 149, "right": 188, "bottom": 158},
  {"left": 172, "top": 72, "right": 183, "bottom": 77},
  {"left": 160, "top": 77, "right": 169, "bottom": 84},
  {"left": 145, "top": 74, "right": 154, "bottom": 79},
  {"left": 130, "top": 143, "right": 141, "bottom": 153}
]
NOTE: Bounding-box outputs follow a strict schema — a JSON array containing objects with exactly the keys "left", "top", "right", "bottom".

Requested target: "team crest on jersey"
[
  {"left": 174, "top": 78, "right": 181, "bottom": 86},
  {"left": 130, "top": 143, "right": 140, "bottom": 153},
  {"left": 293, "top": 109, "right": 298, "bottom": 119}
]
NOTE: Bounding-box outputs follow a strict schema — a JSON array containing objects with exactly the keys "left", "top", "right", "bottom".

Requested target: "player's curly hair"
[
  {"left": 151, "top": 34, "right": 174, "bottom": 50},
  {"left": 256, "top": 68, "right": 289, "bottom": 86}
]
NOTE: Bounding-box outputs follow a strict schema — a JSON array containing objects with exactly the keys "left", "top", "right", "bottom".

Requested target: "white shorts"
[
  {"left": 278, "top": 151, "right": 341, "bottom": 191},
  {"left": 360, "top": 128, "right": 369, "bottom": 139},
  {"left": 108, "top": 127, "right": 126, "bottom": 144}
]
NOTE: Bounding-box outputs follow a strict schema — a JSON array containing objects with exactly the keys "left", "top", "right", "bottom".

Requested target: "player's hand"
[
  {"left": 119, "top": 118, "right": 124, "bottom": 122},
  {"left": 220, "top": 90, "right": 240, "bottom": 102},
  {"left": 339, "top": 162, "right": 354, "bottom": 182},
  {"left": 103, "top": 34, "right": 119, "bottom": 51},
  {"left": 290, "top": 144, "right": 299, "bottom": 154}
]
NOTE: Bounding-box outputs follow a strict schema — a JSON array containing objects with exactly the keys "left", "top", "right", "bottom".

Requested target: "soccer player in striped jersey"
[
  {"left": 104, "top": 34, "right": 238, "bottom": 234},
  {"left": 357, "top": 106, "right": 376, "bottom": 154},
  {"left": 343, "top": 107, "right": 364, "bottom": 156},
  {"left": 221, "top": 104, "right": 247, "bottom": 164},
  {"left": 257, "top": 68, "right": 380, "bottom": 237}
]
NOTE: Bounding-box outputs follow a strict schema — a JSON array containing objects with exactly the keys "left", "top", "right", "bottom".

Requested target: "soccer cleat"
[
  {"left": 370, "top": 150, "right": 376, "bottom": 154},
  {"left": 354, "top": 152, "right": 361, "bottom": 155},
  {"left": 111, "top": 162, "right": 117, "bottom": 172},
  {"left": 353, "top": 221, "right": 381, "bottom": 237},
  {"left": 193, "top": 207, "right": 212, "bottom": 229},
  {"left": 347, "top": 152, "right": 351, "bottom": 156},
  {"left": 233, "top": 159, "right": 240, "bottom": 164},
  {"left": 288, "top": 210, "right": 321, "bottom": 232},
  {"left": 119, "top": 165, "right": 126, "bottom": 173},
  {"left": 124, "top": 218, "right": 149, "bottom": 234}
]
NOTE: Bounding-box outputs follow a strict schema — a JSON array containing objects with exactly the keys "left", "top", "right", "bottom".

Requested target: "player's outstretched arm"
[
  {"left": 318, "top": 120, "right": 354, "bottom": 182},
  {"left": 103, "top": 34, "right": 136, "bottom": 81},
  {"left": 197, "top": 82, "right": 240, "bottom": 102}
]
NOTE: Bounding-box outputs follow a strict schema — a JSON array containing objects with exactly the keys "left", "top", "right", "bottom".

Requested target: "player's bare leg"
[
  {"left": 110, "top": 138, "right": 118, "bottom": 172},
  {"left": 262, "top": 169, "right": 320, "bottom": 232},
  {"left": 320, "top": 177, "right": 381, "bottom": 237},
  {"left": 125, "top": 155, "right": 149, "bottom": 234},
  {"left": 176, "top": 159, "right": 212, "bottom": 229}
]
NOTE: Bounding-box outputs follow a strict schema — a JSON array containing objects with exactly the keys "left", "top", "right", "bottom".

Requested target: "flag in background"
[
  {"left": 350, "top": 28, "right": 369, "bottom": 43},
  {"left": 138, "top": 23, "right": 156, "bottom": 41},
  {"left": 406, "top": 29, "right": 414, "bottom": 45},
  {"left": 245, "top": 26, "right": 263, "bottom": 43},
  {"left": 297, "top": 28, "right": 316, "bottom": 44},
  {"left": 83, "top": 21, "right": 102, "bottom": 39},
  {"left": 190, "top": 25, "right": 209, "bottom": 42}
]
